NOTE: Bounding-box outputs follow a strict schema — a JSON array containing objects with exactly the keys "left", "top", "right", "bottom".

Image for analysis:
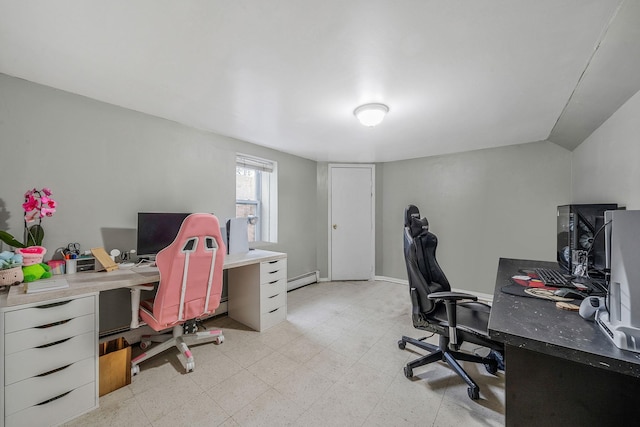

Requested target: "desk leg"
[{"left": 505, "top": 345, "right": 640, "bottom": 427}]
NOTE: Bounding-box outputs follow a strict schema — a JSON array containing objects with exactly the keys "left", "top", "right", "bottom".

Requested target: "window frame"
[{"left": 235, "top": 153, "right": 278, "bottom": 244}]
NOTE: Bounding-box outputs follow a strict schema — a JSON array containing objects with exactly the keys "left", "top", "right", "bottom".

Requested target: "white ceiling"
[{"left": 1, "top": 1, "right": 639, "bottom": 162}]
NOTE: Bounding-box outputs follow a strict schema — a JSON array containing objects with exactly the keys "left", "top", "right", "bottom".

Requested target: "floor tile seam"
[
  {"left": 132, "top": 373, "right": 207, "bottom": 414},
  {"left": 259, "top": 334, "right": 305, "bottom": 351},
  {"left": 249, "top": 387, "right": 306, "bottom": 424},
  {"left": 301, "top": 356, "right": 357, "bottom": 381},
  {"left": 272, "top": 344, "right": 322, "bottom": 364},
  {"left": 205, "top": 383, "right": 272, "bottom": 418},
  {"left": 245, "top": 358, "right": 303, "bottom": 388},
  {"left": 307, "top": 382, "right": 383, "bottom": 426},
  {"left": 130, "top": 370, "right": 200, "bottom": 401},
  {"left": 200, "top": 366, "right": 266, "bottom": 395},
  {"left": 424, "top": 379, "right": 450, "bottom": 427}
]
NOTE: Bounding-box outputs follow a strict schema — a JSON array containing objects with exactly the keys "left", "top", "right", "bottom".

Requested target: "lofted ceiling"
[{"left": 1, "top": 1, "right": 639, "bottom": 163}]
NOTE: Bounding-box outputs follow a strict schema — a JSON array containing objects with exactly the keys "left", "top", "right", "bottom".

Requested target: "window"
[{"left": 236, "top": 154, "right": 278, "bottom": 243}]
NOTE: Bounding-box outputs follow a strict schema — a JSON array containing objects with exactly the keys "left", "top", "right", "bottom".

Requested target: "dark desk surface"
[{"left": 489, "top": 258, "right": 640, "bottom": 378}]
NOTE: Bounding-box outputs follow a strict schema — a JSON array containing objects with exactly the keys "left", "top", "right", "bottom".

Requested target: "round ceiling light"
[{"left": 354, "top": 103, "right": 389, "bottom": 127}]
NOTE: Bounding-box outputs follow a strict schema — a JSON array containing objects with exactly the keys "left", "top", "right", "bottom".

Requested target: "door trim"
[{"left": 328, "top": 163, "right": 375, "bottom": 281}]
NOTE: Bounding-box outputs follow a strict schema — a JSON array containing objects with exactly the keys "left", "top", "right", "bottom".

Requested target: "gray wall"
[
  {"left": 379, "top": 141, "right": 572, "bottom": 295},
  {"left": 572, "top": 88, "right": 640, "bottom": 209},
  {"left": 9, "top": 69, "right": 626, "bottom": 297},
  {"left": 0, "top": 74, "right": 317, "bottom": 278}
]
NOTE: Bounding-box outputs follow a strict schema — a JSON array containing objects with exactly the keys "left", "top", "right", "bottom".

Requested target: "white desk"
[
  {"left": 0, "top": 249, "right": 286, "bottom": 427},
  {"left": 3, "top": 249, "right": 287, "bottom": 309}
]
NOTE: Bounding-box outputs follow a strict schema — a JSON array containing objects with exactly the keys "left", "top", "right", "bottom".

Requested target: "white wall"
[
  {"left": 0, "top": 74, "right": 318, "bottom": 278},
  {"left": 572, "top": 89, "right": 640, "bottom": 209},
  {"left": 379, "top": 141, "right": 572, "bottom": 294}
]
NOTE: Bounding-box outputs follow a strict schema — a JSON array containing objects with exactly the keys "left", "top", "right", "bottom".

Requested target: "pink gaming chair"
[{"left": 130, "top": 213, "right": 226, "bottom": 375}]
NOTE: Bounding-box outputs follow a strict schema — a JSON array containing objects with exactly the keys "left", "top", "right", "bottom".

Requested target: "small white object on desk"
[
  {"left": 119, "top": 262, "right": 135, "bottom": 269},
  {"left": 24, "top": 277, "right": 70, "bottom": 294}
]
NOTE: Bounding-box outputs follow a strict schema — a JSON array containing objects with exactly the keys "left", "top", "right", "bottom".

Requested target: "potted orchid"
[{"left": 0, "top": 188, "right": 57, "bottom": 258}]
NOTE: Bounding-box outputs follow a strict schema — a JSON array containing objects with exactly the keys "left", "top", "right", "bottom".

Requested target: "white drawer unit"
[
  {"left": 228, "top": 257, "right": 287, "bottom": 331},
  {"left": 0, "top": 293, "right": 99, "bottom": 427}
]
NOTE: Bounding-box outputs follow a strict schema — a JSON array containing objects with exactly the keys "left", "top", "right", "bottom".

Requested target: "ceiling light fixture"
[{"left": 354, "top": 103, "right": 389, "bottom": 127}]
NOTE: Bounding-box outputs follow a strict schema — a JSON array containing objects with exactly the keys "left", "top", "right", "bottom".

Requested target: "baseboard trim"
[
  {"left": 374, "top": 275, "right": 407, "bottom": 285},
  {"left": 287, "top": 270, "right": 319, "bottom": 291}
]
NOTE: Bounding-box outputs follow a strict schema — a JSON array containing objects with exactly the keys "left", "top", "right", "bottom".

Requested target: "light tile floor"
[{"left": 65, "top": 280, "right": 505, "bottom": 426}]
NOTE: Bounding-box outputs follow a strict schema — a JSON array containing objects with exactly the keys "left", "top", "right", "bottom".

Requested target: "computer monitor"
[
  {"left": 136, "top": 212, "right": 190, "bottom": 259},
  {"left": 596, "top": 210, "right": 640, "bottom": 352}
]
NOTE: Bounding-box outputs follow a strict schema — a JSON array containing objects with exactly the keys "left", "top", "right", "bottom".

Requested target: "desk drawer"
[
  {"left": 260, "top": 305, "right": 287, "bottom": 331},
  {"left": 4, "top": 296, "right": 95, "bottom": 333},
  {"left": 5, "top": 357, "right": 95, "bottom": 416},
  {"left": 5, "top": 381, "right": 96, "bottom": 427},
  {"left": 5, "top": 331, "right": 95, "bottom": 385},
  {"left": 260, "top": 259, "right": 287, "bottom": 284},
  {"left": 261, "top": 277, "right": 286, "bottom": 299},
  {"left": 5, "top": 313, "right": 95, "bottom": 355},
  {"left": 261, "top": 291, "right": 286, "bottom": 314}
]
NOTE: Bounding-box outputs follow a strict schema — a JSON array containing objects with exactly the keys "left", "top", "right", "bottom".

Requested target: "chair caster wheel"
[
  {"left": 404, "top": 366, "right": 413, "bottom": 378},
  {"left": 140, "top": 340, "right": 151, "bottom": 350},
  {"left": 131, "top": 365, "right": 140, "bottom": 376},
  {"left": 484, "top": 361, "right": 498, "bottom": 375},
  {"left": 215, "top": 335, "right": 224, "bottom": 344},
  {"left": 398, "top": 340, "right": 406, "bottom": 350},
  {"left": 467, "top": 387, "right": 479, "bottom": 400}
]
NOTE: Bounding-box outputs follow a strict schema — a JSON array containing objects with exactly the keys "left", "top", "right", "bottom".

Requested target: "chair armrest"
[
  {"left": 130, "top": 284, "right": 155, "bottom": 329},
  {"left": 427, "top": 290, "right": 477, "bottom": 350},
  {"left": 427, "top": 291, "right": 478, "bottom": 302}
]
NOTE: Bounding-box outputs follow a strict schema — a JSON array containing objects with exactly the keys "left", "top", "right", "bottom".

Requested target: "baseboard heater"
[{"left": 287, "top": 270, "right": 319, "bottom": 291}]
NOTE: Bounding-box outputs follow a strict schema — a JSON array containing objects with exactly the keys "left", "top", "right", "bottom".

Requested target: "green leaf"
[
  {"left": 26, "top": 225, "right": 44, "bottom": 247},
  {"left": 0, "top": 230, "right": 26, "bottom": 248}
]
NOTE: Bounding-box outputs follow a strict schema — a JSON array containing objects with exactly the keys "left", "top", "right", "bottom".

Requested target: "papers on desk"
[{"left": 24, "top": 277, "right": 70, "bottom": 294}]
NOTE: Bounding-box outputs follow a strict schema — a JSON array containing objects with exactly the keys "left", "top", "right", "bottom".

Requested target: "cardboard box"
[{"left": 99, "top": 337, "right": 131, "bottom": 396}]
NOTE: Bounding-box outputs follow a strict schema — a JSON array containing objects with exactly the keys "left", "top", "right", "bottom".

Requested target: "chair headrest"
[
  {"left": 409, "top": 216, "right": 429, "bottom": 238},
  {"left": 405, "top": 204, "right": 420, "bottom": 227}
]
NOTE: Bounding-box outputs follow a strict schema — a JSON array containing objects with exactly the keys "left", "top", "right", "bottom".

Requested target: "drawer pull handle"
[
  {"left": 36, "top": 318, "right": 72, "bottom": 329},
  {"left": 36, "top": 300, "right": 72, "bottom": 309},
  {"left": 37, "top": 363, "right": 72, "bottom": 378},
  {"left": 268, "top": 270, "right": 279, "bottom": 275},
  {"left": 37, "top": 390, "right": 72, "bottom": 406},
  {"left": 268, "top": 260, "right": 279, "bottom": 264},
  {"left": 268, "top": 294, "right": 280, "bottom": 299},
  {"left": 268, "top": 280, "right": 279, "bottom": 284},
  {"left": 36, "top": 337, "right": 71, "bottom": 349},
  {"left": 268, "top": 307, "right": 280, "bottom": 314}
]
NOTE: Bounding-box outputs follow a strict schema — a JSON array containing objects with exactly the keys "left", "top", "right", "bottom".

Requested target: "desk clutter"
[
  {"left": 500, "top": 210, "right": 640, "bottom": 355},
  {"left": 501, "top": 268, "right": 604, "bottom": 303},
  {"left": 491, "top": 258, "right": 640, "bottom": 426},
  {"left": 0, "top": 243, "right": 123, "bottom": 294}
]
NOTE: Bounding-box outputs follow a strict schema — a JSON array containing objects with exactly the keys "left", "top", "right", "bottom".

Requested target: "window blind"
[{"left": 236, "top": 154, "right": 275, "bottom": 173}]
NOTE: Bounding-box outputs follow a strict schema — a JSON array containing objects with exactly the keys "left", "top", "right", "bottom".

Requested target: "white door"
[{"left": 329, "top": 164, "right": 375, "bottom": 280}]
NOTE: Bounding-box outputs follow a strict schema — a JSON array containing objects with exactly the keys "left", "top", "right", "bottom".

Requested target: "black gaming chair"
[{"left": 398, "top": 204, "right": 504, "bottom": 400}]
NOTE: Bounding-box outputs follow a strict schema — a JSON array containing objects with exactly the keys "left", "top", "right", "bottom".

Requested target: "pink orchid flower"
[
  {"left": 24, "top": 210, "right": 39, "bottom": 223},
  {"left": 40, "top": 196, "right": 56, "bottom": 208},
  {"left": 22, "top": 195, "right": 38, "bottom": 212},
  {"left": 41, "top": 188, "right": 52, "bottom": 196},
  {"left": 40, "top": 207, "right": 56, "bottom": 217}
]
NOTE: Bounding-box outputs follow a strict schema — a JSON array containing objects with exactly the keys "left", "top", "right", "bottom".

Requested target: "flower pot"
[
  {"left": 15, "top": 246, "right": 46, "bottom": 266},
  {"left": 0, "top": 266, "right": 23, "bottom": 286}
]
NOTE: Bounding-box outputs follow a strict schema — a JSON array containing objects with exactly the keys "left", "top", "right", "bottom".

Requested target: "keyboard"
[{"left": 534, "top": 268, "right": 573, "bottom": 287}]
